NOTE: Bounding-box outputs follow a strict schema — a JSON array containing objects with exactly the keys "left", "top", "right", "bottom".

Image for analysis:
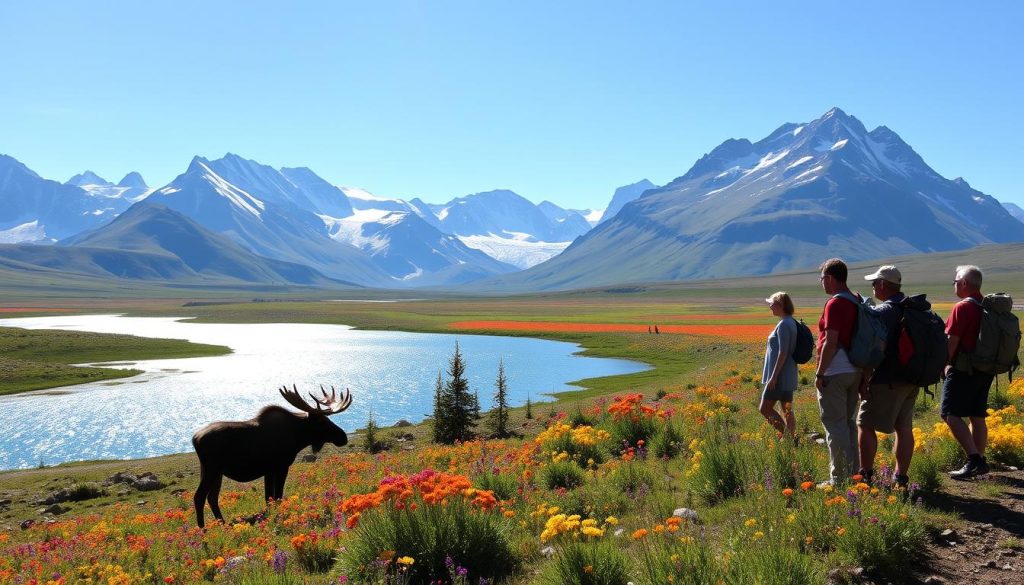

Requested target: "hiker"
[
  {"left": 942, "top": 265, "right": 993, "bottom": 479},
  {"left": 856, "top": 265, "right": 917, "bottom": 488},
  {"left": 815, "top": 258, "right": 863, "bottom": 485},
  {"left": 760, "top": 292, "right": 798, "bottom": 441}
]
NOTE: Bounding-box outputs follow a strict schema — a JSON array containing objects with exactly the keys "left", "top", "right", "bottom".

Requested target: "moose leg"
[
  {"left": 273, "top": 465, "right": 290, "bottom": 501},
  {"left": 264, "top": 472, "right": 276, "bottom": 503},
  {"left": 194, "top": 467, "right": 210, "bottom": 528},
  {"left": 206, "top": 473, "right": 224, "bottom": 525}
]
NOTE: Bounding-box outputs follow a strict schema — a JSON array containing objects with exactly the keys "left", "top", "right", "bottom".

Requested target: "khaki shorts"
[{"left": 857, "top": 383, "right": 918, "bottom": 434}]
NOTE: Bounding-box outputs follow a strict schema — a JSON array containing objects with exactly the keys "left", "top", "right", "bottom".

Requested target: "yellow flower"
[
  {"left": 744, "top": 518, "right": 757, "bottom": 527},
  {"left": 397, "top": 556, "right": 415, "bottom": 566},
  {"left": 752, "top": 531, "right": 764, "bottom": 540}
]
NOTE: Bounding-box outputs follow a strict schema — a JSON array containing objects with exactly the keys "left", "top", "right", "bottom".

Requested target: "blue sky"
[{"left": 2, "top": 2, "right": 1021, "bottom": 209}]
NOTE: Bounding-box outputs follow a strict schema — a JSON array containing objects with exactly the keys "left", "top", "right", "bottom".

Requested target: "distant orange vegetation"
[{"left": 449, "top": 320, "right": 772, "bottom": 341}]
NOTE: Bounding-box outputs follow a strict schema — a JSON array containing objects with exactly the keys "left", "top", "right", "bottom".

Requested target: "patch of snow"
[
  {"left": 744, "top": 150, "right": 790, "bottom": 176},
  {"left": 437, "top": 207, "right": 450, "bottom": 221},
  {"left": 785, "top": 156, "right": 815, "bottom": 170},
  {"left": 583, "top": 209, "right": 603, "bottom": 224},
  {"left": 863, "top": 136, "right": 912, "bottom": 177},
  {"left": 90, "top": 209, "right": 107, "bottom": 216},
  {"left": 0, "top": 220, "right": 47, "bottom": 243},
  {"left": 400, "top": 266, "right": 424, "bottom": 281},
  {"left": 339, "top": 186, "right": 404, "bottom": 204},
  {"left": 458, "top": 234, "right": 569, "bottom": 269},
  {"left": 321, "top": 208, "right": 391, "bottom": 250},
  {"left": 196, "top": 162, "right": 265, "bottom": 218},
  {"left": 830, "top": 139, "right": 848, "bottom": 151},
  {"left": 972, "top": 196, "right": 985, "bottom": 203},
  {"left": 792, "top": 165, "right": 824, "bottom": 182},
  {"left": 792, "top": 126, "right": 804, "bottom": 136}
]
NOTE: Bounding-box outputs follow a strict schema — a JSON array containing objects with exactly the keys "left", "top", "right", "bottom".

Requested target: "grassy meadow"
[
  {"left": 1, "top": 253, "right": 1023, "bottom": 584},
  {"left": 0, "top": 325, "right": 230, "bottom": 396}
]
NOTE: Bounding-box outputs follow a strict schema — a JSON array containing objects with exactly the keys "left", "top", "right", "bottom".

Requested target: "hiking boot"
[
  {"left": 893, "top": 474, "right": 910, "bottom": 489},
  {"left": 950, "top": 459, "right": 983, "bottom": 480},
  {"left": 976, "top": 457, "right": 991, "bottom": 476}
]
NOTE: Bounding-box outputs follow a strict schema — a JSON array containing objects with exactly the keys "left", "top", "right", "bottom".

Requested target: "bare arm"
[
  {"left": 816, "top": 329, "right": 839, "bottom": 377},
  {"left": 944, "top": 334, "right": 960, "bottom": 377}
]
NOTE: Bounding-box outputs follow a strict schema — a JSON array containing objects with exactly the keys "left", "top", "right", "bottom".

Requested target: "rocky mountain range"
[
  {"left": 2, "top": 107, "right": 1021, "bottom": 291},
  {"left": 479, "top": 107, "right": 1024, "bottom": 291}
]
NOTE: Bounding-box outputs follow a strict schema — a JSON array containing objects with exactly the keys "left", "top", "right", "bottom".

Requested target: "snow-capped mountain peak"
[{"left": 67, "top": 170, "right": 112, "bottom": 187}]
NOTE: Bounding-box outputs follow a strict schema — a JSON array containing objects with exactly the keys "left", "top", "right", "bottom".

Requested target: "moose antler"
[{"left": 279, "top": 384, "right": 352, "bottom": 415}]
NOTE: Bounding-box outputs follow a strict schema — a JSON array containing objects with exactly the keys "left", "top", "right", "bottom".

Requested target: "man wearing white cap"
[{"left": 857, "top": 265, "right": 916, "bottom": 488}]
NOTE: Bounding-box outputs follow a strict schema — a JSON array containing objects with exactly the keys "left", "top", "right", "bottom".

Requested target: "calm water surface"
[{"left": 0, "top": 315, "right": 648, "bottom": 470}]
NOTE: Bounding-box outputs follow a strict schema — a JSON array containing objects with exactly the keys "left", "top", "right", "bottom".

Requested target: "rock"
[
  {"left": 940, "top": 528, "right": 958, "bottom": 539},
  {"left": 1009, "top": 466, "right": 1019, "bottom": 471},
  {"left": 0, "top": 499, "right": 11, "bottom": 508},
  {"left": 170, "top": 488, "right": 188, "bottom": 497},
  {"left": 394, "top": 420, "right": 413, "bottom": 427},
  {"left": 20, "top": 519, "right": 34, "bottom": 530},
  {"left": 397, "top": 433, "right": 415, "bottom": 441},
  {"left": 809, "top": 432, "right": 824, "bottom": 441},
  {"left": 105, "top": 472, "right": 138, "bottom": 486},
  {"left": 673, "top": 507, "right": 699, "bottom": 522},
  {"left": 850, "top": 567, "right": 864, "bottom": 577},
  {"left": 136, "top": 500, "right": 147, "bottom": 506},
  {"left": 540, "top": 546, "right": 555, "bottom": 558},
  {"left": 614, "top": 528, "right": 625, "bottom": 536},
  {"left": 1004, "top": 565, "right": 1014, "bottom": 571},
  {"left": 923, "top": 576, "right": 944, "bottom": 584},
  {"left": 815, "top": 438, "right": 826, "bottom": 445},
  {"left": 301, "top": 454, "right": 317, "bottom": 463},
  {"left": 983, "top": 560, "right": 997, "bottom": 568},
  {"left": 133, "top": 476, "right": 165, "bottom": 492},
  {"left": 41, "top": 504, "right": 66, "bottom": 515}
]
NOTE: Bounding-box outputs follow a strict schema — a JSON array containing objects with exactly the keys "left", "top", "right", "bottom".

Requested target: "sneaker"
[{"left": 950, "top": 460, "right": 981, "bottom": 480}]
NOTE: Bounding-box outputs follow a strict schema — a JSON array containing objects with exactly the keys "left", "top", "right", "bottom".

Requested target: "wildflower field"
[{"left": 2, "top": 298, "right": 1023, "bottom": 584}]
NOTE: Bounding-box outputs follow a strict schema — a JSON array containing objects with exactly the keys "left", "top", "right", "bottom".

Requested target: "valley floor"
[{"left": 1, "top": 294, "right": 1023, "bottom": 584}]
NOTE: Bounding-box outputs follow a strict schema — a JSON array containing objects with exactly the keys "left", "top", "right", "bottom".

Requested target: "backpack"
[
  {"left": 896, "top": 294, "right": 948, "bottom": 387},
  {"left": 834, "top": 291, "right": 887, "bottom": 369},
  {"left": 792, "top": 319, "right": 815, "bottom": 364},
  {"left": 966, "top": 294, "right": 1021, "bottom": 378}
]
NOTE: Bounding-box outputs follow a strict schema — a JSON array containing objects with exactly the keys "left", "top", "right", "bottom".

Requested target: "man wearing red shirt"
[
  {"left": 815, "top": 258, "right": 863, "bottom": 485},
  {"left": 942, "top": 264, "right": 993, "bottom": 479}
]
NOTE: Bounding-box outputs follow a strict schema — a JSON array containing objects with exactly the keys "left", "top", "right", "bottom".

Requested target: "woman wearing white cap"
[{"left": 761, "top": 291, "right": 799, "bottom": 441}]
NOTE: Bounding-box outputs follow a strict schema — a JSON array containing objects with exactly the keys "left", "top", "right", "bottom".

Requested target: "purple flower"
[
  {"left": 271, "top": 550, "right": 288, "bottom": 573},
  {"left": 457, "top": 566, "right": 469, "bottom": 576},
  {"left": 445, "top": 555, "right": 455, "bottom": 568}
]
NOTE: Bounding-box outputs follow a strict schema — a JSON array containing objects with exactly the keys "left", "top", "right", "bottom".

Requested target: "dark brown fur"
[{"left": 191, "top": 404, "right": 348, "bottom": 527}]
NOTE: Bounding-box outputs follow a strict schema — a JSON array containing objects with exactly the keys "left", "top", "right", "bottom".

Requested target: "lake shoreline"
[{"left": 2, "top": 315, "right": 655, "bottom": 471}]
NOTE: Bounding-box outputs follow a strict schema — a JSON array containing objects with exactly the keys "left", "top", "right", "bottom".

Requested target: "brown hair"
[
  {"left": 767, "top": 291, "right": 795, "bottom": 316},
  {"left": 819, "top": 258, "right": 848, "bottom": 283}
]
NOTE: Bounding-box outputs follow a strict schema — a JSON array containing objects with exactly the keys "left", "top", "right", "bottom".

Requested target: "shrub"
[
  {"left": 67, "top": 483, "right": 106, "bottom": 501},
  {"left": 651, "top": 423, "right": 684, "bottom": 459},
  {"left": 610, "top": 462, "right": 655, "bottom": 496},
  {"left": 543, "top": 461, "right": 586, "bottom": 490},
  {"left": 607, "top": 415, "right": 658, "bottom": 453},
  {"left": 341, "top": 498, "right": 517, "bottom": 584},
  {"left": 290, "top": 533, "right": 337, "bottom": 574},
  {"left": 473, "top": 472, "right": 518, "bottom": 501},
  {"left": 633, "top": 534, "right": 723, "bottom": 585},
  {"left": 538, "top": 540, "right": 631, "bottom": 585}
]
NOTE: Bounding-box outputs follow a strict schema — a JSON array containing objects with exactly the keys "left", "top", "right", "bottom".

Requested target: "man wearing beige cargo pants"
[{"left": 815, "top": 258, "right": 863, "bottom": 486}]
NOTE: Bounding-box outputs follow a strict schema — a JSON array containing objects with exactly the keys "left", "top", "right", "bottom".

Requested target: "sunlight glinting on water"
[{"left": 0, "top": 315, "right": 649, "bottom": 470}]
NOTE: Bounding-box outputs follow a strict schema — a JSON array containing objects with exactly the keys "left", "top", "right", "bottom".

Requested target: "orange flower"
[
  {"left": 800, "top": 481, "right": 814, "bottom": 491},
  {"left": 632, "top": 528, "right": 649, "bottom": 540},
  {"left": 782, "top": 488, "right": 794, "bottom": 497}
]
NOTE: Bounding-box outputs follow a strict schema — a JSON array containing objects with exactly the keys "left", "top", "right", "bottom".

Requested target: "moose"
[{"left": 191, "top": 384, "right": 353, "bottom": 528}]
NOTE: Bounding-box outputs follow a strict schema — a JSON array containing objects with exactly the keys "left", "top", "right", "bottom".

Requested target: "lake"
[{"left": 0, "top": 315, "right": 649, "bottom": 470}]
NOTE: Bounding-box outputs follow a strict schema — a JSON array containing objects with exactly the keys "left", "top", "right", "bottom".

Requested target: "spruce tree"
[
  {"left": 432, "top": 371, "right": 446, "bottom": 443},
  {"left": 489, "top": 358, "right": 510, "bottom": 438},
  {"left": 436, "top": 341, "right": 476, "bottom": 443},
  {"left": 525, "top": 393, "right": 533, "bottom": 419}
]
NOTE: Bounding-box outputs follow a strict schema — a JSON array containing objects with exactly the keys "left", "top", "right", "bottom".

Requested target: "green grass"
[{"left": 0, "top": 326, "right": 230, "bottom": 395}]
